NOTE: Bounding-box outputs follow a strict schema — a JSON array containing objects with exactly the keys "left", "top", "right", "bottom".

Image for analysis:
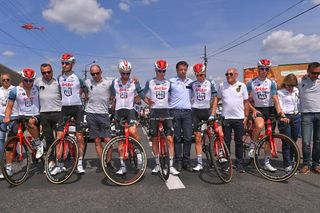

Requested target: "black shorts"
[
  {"left": 115, "top": 109, "right": 137, "bottom": 125},
  {"left": 192, "top": 108, "right": 211, "bottom": 132},
  {"left": 40, "top": 111, "right": 64, "bottom": 132},
  {"left": 149, "top": 109, "right": 173, "bottom": 137},
  {"left": 86, "top": 113, "right": 110, "bottom": 140},
  {"left": 255, "top": 107, "right": 276, "bottom": 120},
  {"left": 61, "top": 105, "right": 84, "bottom": 132}
]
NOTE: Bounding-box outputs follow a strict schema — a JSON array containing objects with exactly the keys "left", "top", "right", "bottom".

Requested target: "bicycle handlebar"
[{"left": 149, "top": 117, "right": 174, "bottom": 121}]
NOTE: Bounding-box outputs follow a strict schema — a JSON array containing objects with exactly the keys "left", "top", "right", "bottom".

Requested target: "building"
[{"left": 0, "top": 64, "right": 22, "bottom": 86}]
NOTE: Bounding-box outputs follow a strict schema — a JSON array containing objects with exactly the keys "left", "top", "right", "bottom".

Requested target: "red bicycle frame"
[
  {"left": 56, "top": 119, "right": 76, "bottom": 161},
  {"left": 122, "top": 122, "right": 134, "bottom": 160},
  {"left": 157, "top": 121, "right": 167, "bottom": 157},
  {"left": 265, "top": 119, "right": 278, "bottom": 158},
  {"left": 16, "top": 121, "right": 34, "bottom": 161}
]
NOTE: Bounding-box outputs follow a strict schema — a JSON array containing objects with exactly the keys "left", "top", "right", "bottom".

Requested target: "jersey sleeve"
[
  {"left": 110, "top": 80, "right": 116, "bottom": 97},
  {"left": 143, "top": 80, "right": 150, "bottom": 97},
  {"left": 135, "top": 81, "right": 145, "bottom": 99},
  {"left": 210, "top": 80, "right": 218, "bottom": 98},
  {"left": 8, "top": 87, "right": 17, "bottom": 101},
  {"left": 270, "top": 80, "right": 277, "bottom": 96},
  {"left": 246, "top": 80, "right": 252, "bottom": 94}
]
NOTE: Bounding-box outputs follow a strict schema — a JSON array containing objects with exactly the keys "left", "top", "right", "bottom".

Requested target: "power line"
[
  {"left": 207, "top": 0, "right": 306, "bottom": 56},
  {"left": 207, "top": 2, "right": 320, "bottom": 58}
]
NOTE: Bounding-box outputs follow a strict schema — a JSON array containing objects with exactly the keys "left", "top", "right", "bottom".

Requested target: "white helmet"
[{"left": 118, "top": 60, "right": 132, "bottom": 72}]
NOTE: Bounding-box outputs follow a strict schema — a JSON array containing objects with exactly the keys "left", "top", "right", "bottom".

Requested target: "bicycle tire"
[
  {"left": 101, "top": 136, "right": 147, "bottom": 186},
  {"left": 45, "top": 136, "right": 79, "bottom": 184},
  {"left": 253, "top": 133, "right": 300, "bottom": 182},
  {"left": 1, "top": 136, "right": 31, "bottom": 186},
  {"left": 209, "top": 135, "right": 233, "bottom": 183},
  {"left": 202, "top": 132, "right": 213, "bottom": 168},
  {"left": 159, "top": 134, "right": 170, "bottom": 180}
]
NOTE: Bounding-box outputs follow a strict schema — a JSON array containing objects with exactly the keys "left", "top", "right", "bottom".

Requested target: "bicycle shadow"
[{"left": 198, "top": 160, "right": 226, "bottom": 185}]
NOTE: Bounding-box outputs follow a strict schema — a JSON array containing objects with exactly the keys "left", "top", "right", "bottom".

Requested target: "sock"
[
  {"left": 170, "top": 158, "right": 174, "bottom": 167},
  {"left": 120, "top": 159, "right": 125, "bottom": 167},
  {"left": 250, "top": 141, "right": 256, "bottom": 149},
  {"left": 264, "top": 155, "right": 270, "bottom": 165},
  {"left": 155, "top": 155, "right": 160, "bottom": 165},
  {"left": 197, "top": 155, "right": 202, "bottom": 165}
]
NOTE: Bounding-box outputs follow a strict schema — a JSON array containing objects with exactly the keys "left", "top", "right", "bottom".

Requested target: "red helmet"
[
  {"left": 21, "top": 68, "right": 36, "bottom": 79},
  {"left": 257, "top": 59, "right": 271, "bottom": 67},
  {"left": 193, "top": 63, "right": 206, "bottom": 74},
  {"left": 154, "top": 59, "right": 168, "bottom": 71},
  {"left": 61, "top": 53, "right": 76, "bottom": 62}
]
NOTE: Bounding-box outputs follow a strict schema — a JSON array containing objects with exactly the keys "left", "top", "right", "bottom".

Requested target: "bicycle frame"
[
  {"left": 56, "top": 119, "right": 76, "bottom": 161},
  {"left": 122, "top": 121, "right": 134, "bottom": 160},
  {"left": 265, "top": 119, "right": 278, "bottom": 158},
  {"left": 157, "top": 121, "right": 167, "bottom": 157},
  {"left": 16, "top": 121, "right": 34, "bottom": 161}
]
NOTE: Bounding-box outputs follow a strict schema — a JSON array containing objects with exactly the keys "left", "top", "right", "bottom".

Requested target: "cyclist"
[
  {"left": 190, "top": 63, "right": 218, "bottom": 171},
  {"left": 3, "top": 68, "right": 44, "bottom": 175},
  {"left": 0, "top": 73, "right": 19, "bottom": 179},
  {"left": 143, "top": 59, "right": 180, "bottom": 175},
  {"left": 246, "top": 59, "right": 284, "bottom": 172},
  {"left": 57, "top": 53, "right": 87, "bottom": 174},
  {"left": 110, "top": 60, "right": 147, "bottom": 175}
]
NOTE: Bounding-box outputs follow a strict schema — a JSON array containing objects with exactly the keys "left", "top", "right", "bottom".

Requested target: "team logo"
[
  {"left": 236, "top": 85, "right": 241, "bottom": 92},
  {"left": 25, "top": 99, "right": 33, "bottom": 107},
  {"left": 63, "top": 87, "right": 72, "bottom": 96},
  {"left": 120, "top": 92, "right": 128, "bottom": 99},
  {"left": 196, "top": 93, "right": 205, "bottom": 101},
  {"left": 156, "top": 91, "right": 165, "bottom": 100},
  {"left": 257, "top": 91, "right": 267, "bottom": 100}
]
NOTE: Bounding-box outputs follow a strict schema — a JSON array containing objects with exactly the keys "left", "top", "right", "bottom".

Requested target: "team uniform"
[
  {"left": 190, "top": 79, "right": 217, "bottom": 131},
  {"left": 246, "top": 77, "right": 277, "bottom": 120},
  {"left": 58, "top": 72, "right": 86, "bottom": 132},
  {"left": 85, "top": 78, "right": 112, "bottom": 139},
  {"left": 144, "top": 78, "right": 173, "bottom": 137},
  {"left": 111, "top": 78, "right": 145, "bottom": 125}
]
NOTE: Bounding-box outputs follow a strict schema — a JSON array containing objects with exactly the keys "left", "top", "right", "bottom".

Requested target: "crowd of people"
[{"left": 0, "top": 53, "right": 320, "bottom": 179}]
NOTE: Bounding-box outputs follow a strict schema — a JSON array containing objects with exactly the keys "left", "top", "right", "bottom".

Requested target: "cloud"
[
  {"left": 312, "top": 0, "right": 320, "bottom": 4},
  {"left": 42, "top": 0, "right": 112, "bottom": 35},
  {"left": 262, "top": 30, "right": 320, "bottom": 55},
  {"left": 119, "top": 2, "right": 130, "bottom": 12},
  {"left": 141, "top": 0, "right": 159, "bottom": 5},
  {"left": 2, "top": 51, "right": 15, "bottom": 57}
]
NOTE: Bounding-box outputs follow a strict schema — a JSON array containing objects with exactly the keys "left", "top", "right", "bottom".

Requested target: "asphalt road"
[{"left": 0, "top": 127, "right": 320, "bottom": 213}]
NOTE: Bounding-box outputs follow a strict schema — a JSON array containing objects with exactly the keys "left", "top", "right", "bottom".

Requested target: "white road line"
[{"left": 166, "top": 175, "right": 186, "bottom": 190}]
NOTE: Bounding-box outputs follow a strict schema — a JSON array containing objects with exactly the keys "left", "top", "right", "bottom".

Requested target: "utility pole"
[
  {"left": 203, "top": 45, "right": 208, "bottom": 70},
  {"left": 83, "top": 60, "right": 96, "bottom": 80}
]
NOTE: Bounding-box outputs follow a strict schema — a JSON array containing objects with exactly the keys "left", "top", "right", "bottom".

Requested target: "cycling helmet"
[
  {"left": 21, "top": 68, "right": 36, "bottom": 79},
  {"left": 257, "top": 59, "right": 271, "bottom": 67},
  {"left": 154, "top": 59, "right": 168, "bottom": 71},
  {"left": 118, "top": 60, "right": 132, "bottom": 72},
  {"left": 193, "top": 63, "right": 206, "bottom": 74},
  {"left": 61, "top": 53, "right": 76, "bottom": 62}
]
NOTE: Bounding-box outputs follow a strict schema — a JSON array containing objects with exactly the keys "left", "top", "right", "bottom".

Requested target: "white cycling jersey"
[
  {"left": 8, "top": 85, "right": 40, "bottom": 116},
  {"left": 111, "top": 78, "right": 144, "bottom": 111},
  {"left": 58, "top": 72, "right": 84, "bottom": 106},
  {"left": 246, "top": 77, "right": 277, "bottom": 107},
  {"left": 191, "top": 79, "right": 217, "bottom": 109},
  {"left": 144, "top": 78, "right": 171, "bottom": 109}
]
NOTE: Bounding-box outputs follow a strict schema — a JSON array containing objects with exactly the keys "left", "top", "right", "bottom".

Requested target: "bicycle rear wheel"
[
  {"left": 101, "top": 136, "right": 147, "bottom": 186},
  {"left": 209, "top": 136, "right": 233, "bottom": 183},
  {"left": 159, "top": 134, "right": 170, "bottom": 180},
  {"left": 1, "top": 136, "right": 31, "bottom": 186},
  {"left": 253, "top": 133, "right": 300, "bottom": 182},
  {"left": 45, "top": 136, "right": 79, "bottom": 184}
]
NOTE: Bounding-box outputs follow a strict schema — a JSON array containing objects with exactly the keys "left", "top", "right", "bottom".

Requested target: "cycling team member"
[
  {"left": 144, "top": 59, "right": 180, "bottom": 175},
  {"left": 277, "top": 74, "right": 301, "bottom": 173},
  {"left": 34, "top": 63, "right": 64, "bottom": 175},
  {"left": 4, "top": 68, "right": 44, "bottom": 175},
  {"left": 58, "top": 53, "right": 87, "bottom": 174},
  {"left": 110, "top": 60, "right": 146, "bottom": 175},
  {"left": 246, "top": 59, "right": 284, "bottom": 172},
  {"left": 84, "top": 64, "right": 113, "bottom": 173},
  {"left": 190, "top": 63, "right": 218, "bottom": 172},
  {"left": 216, "top": 67, "right": 249, "bottom": 173},
  {"left": 0, "top": 73, "right": 19, "bottom": 179}
]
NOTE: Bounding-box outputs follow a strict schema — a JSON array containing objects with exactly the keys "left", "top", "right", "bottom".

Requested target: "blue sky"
[{"left": 1, "top": 0, "right": 320, "bottom": 84}]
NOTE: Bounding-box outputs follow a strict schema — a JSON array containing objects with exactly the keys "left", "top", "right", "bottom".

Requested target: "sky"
[{"left": 0, "top": 0, "right": 320, "bottom": 85}]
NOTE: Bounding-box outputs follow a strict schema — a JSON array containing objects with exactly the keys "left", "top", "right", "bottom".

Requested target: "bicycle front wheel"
[
  {"left": 209, "top": 136, "right": 233, "bottom": 183},
  {"left": 1, "top": 136, "right": 31, "bottom": 186},
  {"left": 253, "top": 133, "right": 300, "bottom": 182},
  {"left": 45, "top": 136, "right": 79, "bottom": 184},
  {"left": 159, "top": 134, "right": 170, "bottom": 180},
  {"left": 101, "top": 136, "right": 147, "bottom": 186}
]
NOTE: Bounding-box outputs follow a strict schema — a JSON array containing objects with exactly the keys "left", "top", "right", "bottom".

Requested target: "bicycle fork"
[{"left": 266, "top": 122, "right": 278, "bottom": 158}]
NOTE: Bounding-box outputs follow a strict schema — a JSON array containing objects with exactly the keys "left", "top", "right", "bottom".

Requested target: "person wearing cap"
[
  {"left": 3, "top": 68, "right": 44, "bottom": 176},
  {"left": 190, "top": 63, "right": 218, "bottom": 172},
  {"left": 57, "top": 53, "right": 87, "bottom": 174}
]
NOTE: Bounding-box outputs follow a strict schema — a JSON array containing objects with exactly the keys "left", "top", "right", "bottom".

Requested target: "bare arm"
[{"left": 4, "top": 101, "right": 14, "bottom": 123}]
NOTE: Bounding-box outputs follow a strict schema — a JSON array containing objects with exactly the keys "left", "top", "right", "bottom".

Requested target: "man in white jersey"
[
  {"left": 58, "top": 53, "right": 87, "bottom": 174},
  {"left": 190, "top": 64, "right": 218, "bottom": 171},
  {"left": 0, "top": 73, "right": 19, "bottom": 179},
  {"left": 144, "top": 59, "right": 180, "bottom": 175},
  {"left": 246, "top": 59, "right": 284, "bottom": 172},
  {"left": 110, "top": 60, "right": 147, "bottom": 175},
  {"left": 4, "top": 68, "right": 44, "bottom": 176},
  {"left": 85, "top": 64, "right": 113, "bottom": 173}
]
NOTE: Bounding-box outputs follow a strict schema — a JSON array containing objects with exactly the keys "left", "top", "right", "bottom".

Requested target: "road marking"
[{"left": 166, "top": 175, "right": 186, "bottom": 190}]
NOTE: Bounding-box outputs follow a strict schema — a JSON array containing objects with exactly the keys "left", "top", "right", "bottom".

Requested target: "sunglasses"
[
  {"left": 225, "top": 73, "right": 234, "bottom": 77},
  {"left": 23, "top": 79, "right": 34, "bottom": 83},
  {"left": 310, "top": 72, "right": 320, "bottom": 75},
  {"left": 259, "top": 67, "right": 270, "bottom": 71},
  {"left": 2, "top": 79, "right": 10, "bottom": 82},
  {"left": 41, "top": 71, "right": 52, "bottom": 75},
  {"left": 121, "top": 72, "right": 131, "bottom": 76},
  {"left": 196, "top": 74, "right": 205, "bottom": 77},
  {"left": 157, "top": 70, "right": 166, "bottom": 73},
  {"left": 286, "top": 84, "right": 297, "bottom": 87},
  {"left": 91, "top": 72, "right": 101, "bottom": 76},
  {"left": 61, "top": 61, "right": 71, "bottom": 65}
]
